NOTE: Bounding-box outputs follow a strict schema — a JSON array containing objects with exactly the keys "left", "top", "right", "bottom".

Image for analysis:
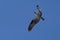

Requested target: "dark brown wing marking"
[{"left": 28, "top": 18, "right": 39, "bottom": 31}]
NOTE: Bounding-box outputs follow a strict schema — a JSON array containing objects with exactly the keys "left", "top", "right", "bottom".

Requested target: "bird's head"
[{"left": 36, "top": 5, "right": 39, "bottom": 7}]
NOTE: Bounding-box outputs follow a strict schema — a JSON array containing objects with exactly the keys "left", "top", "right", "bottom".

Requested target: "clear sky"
[{"left": 0, "top": 0, "right": 60, "bottom": 40}]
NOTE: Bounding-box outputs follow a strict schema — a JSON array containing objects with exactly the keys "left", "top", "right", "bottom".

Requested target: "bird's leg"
[{"left": 41, "top": 17, "right": 45, "bottom": 21}]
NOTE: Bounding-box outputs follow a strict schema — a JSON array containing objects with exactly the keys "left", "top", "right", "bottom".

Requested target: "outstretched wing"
[
  {"left": 28, "top": 20, "right": 35, "bottom": 31},
  {"left": 28, "top": 18, "right": 39, "bottom": 31}
]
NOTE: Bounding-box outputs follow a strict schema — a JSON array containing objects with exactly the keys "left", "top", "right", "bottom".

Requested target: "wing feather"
[{"left": 28, "top": 18, "right": 39, "bottom": 31}]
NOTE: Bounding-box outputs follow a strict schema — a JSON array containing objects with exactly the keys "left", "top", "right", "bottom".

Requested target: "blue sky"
[{"left": 0, "top": 0, "right": 60, "bottom": 40}]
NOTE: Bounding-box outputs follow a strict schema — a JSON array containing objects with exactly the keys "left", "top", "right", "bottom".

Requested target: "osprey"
[{"left": 28, "top": 5, "right": 45, "bottom": 31}]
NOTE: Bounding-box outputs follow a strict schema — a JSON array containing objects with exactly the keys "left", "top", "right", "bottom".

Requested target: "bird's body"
[{"left": 28, "top": 5, "right": 45, "bottom": 31}]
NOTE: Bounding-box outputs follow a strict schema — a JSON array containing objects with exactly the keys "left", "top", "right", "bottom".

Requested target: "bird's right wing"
[
  {"left": 28, "top": 20, "right": 36, "bottom": 31},
  {"left": 28, "top": 18, "right": 39, "bottom": 31}
]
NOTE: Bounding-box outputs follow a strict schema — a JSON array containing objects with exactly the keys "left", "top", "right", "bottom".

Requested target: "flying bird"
[{"left": 28, "top": 5, "right": 45, "bottom": 31}]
